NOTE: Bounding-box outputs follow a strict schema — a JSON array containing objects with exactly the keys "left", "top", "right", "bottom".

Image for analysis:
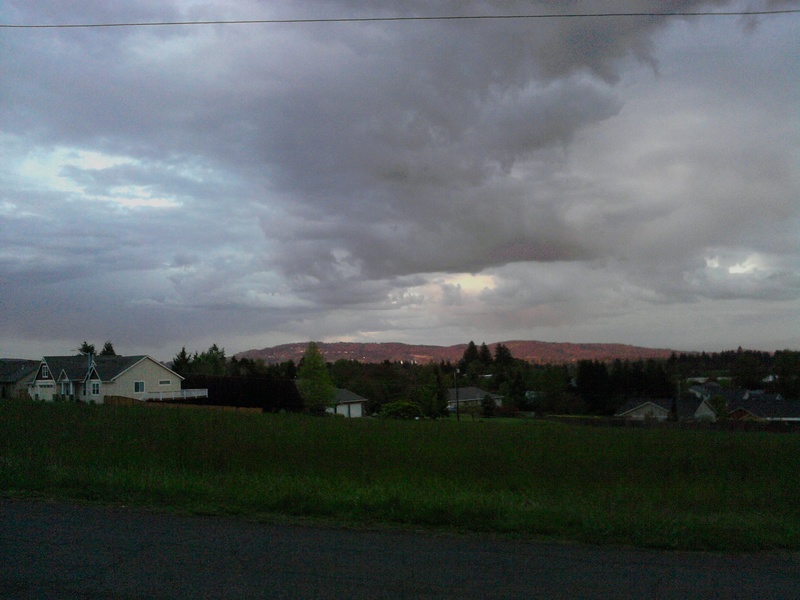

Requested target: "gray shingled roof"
[
  {"left": 728, "top": 397, "right": 800, "bottom": 420},
  {"left": 447, "top": 387, "right": 502, "bottom": 402},
  {"left": 43, "top": 356, "right": 95, "bottom": 381},
  {"left": 334, "top": 388, "right": 368, "bottom": 404},
  {"left": 722, "top": 389, "right": 748, "bottom": 404},
  {"left": 92, "top": 355, "right": 147, "bottom": 381},
  {"left": 41, "top": 355, "right": 151, "bottom": 382},
  {"left": 615, "top": 397, "right": 707, "bottom": 419},
  {"left": 0, "top": 359, "right": 39, "bottom": 384}
]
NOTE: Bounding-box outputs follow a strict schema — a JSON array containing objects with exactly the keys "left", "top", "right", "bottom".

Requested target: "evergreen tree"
[
  {"left": 414, "top": 364, "right": 449, "bottom": 418},
  {"left": 296, "top": 342, "right": 336, "bottom": 415},
  {"left": 79, "top": 341, "right": 96, "bottom": 355},
  {"left": 99, "top": 341, "right": 116, "bottom": 356},
  {"left": 459, "top": 341, "right": 480, "bottom": 371},
  {"left": 171, "top": 347, "right": 193, "bottom": 376},
  {"left": 774, "top": 351, "right": 800, "bottom": 399},
  {"left": 576, "top": 360, "right": 613, "bottom": 414},
  {"left": 193, "top": 344, "right": 228, "bottom": 376},
  {"left": 505, "top": 370, "right": 527, "bottom": 410},
  {"left": 494, "top": 343, "right": 514, "bottom": 367},
  {"left": 732, "top": 350, "right": 769, "bottom": 389},
  {"left": 282, "top": 359, "right": 297, "bottom": 380},
  {"left": 478, "top": 343, "right": 494, "bottom": 366}
]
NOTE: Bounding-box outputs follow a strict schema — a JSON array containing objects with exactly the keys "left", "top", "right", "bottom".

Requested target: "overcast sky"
[{"left": 2, "top": 0, "right": 798, "bottom": 361}]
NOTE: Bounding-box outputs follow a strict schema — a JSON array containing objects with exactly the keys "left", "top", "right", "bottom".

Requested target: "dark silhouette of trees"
[
  {"left": 459, "top": 341, "right": 480, "bottom": 371},
  {"left": 171, "top": 347, "right": 192, "bottom": 376},
  {"left": 99, "top": 341, "right": 116, "bottom": 356},
  {"left": 78, "top": 341, "right": 116, "bottom": 356},
  {"left": 166, "top": 341, "right": 800, "bottom": 418},
  {"left": 732, "top": 348, "right": 769, "bottom": 390},
  {"left": 79, "top": 341, "right": 96, "bottom": 355},
  {"left": 192, "top": 344, "right": 228, "bottom": 376},
  {"left": 481, "top": 394, "right": 496, "bottom": 417},
  {"left": 576, "top": 360, "right": 613, "bottom": 415},
  {"left": 774, "top": 351, "right": 800, "bottom": 399},
  {"left": 478, "top": 343, "right": 494, "bottom": 366},
  {"left": 493, "top": 343, "right": 514, "bottom": 367}
]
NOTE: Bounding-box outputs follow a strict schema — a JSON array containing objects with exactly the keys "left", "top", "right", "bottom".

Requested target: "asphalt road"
[{"left": 1, "top": 499, "right": 799, "bottom": 599}]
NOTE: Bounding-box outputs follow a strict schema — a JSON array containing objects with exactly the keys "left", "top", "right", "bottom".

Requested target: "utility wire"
[{"left": 2, "top": 9, "right": 799, "bottom": 29}]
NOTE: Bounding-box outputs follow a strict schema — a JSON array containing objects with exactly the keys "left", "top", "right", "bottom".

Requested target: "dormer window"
[{"left": 42, "top": 365, "right": 49, "bottom": 379}]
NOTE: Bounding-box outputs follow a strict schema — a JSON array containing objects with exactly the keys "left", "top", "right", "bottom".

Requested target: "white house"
[
  {"left": 28, "top": 355, "right": 202, "bottom": 404},
  {"left": 328, "top": 388, "right": 369, "bottom": 418},
  {"left": 615, "top": 399, "right": 673, "bottom": 421},
  {"left": 615, "top": 397, "right": 717, "bottom": 422}
]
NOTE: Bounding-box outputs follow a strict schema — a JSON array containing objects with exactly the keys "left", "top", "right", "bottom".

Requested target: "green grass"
[{"left": 2, "top": 398, "right": 799, "bottom": 551}]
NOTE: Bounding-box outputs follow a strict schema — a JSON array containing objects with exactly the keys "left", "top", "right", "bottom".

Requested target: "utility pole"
[
  {"left": 670, "top": 375, "right": 681, "bottom": 422},
  {"left": 454, "top": 368, "right": 460, "bottom": 422}
]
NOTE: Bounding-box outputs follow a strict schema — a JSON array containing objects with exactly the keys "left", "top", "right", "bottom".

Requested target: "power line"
[{"left": 2, "top": 9, "right": 799, "bottom": 29}]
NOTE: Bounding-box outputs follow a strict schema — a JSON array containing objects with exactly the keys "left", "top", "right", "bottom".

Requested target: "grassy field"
[{"left": 2, "top": 398, "right": 799, "bottom": 551}]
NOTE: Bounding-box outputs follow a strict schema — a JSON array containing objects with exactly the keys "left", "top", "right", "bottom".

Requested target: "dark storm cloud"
[{"left": 1, "top": 0, "right": 798, "bottom": 357}]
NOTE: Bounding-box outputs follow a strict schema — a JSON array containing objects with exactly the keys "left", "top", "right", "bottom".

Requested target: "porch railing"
[{"left": 141, "top": 389, "right": 208, "bottom": 402}]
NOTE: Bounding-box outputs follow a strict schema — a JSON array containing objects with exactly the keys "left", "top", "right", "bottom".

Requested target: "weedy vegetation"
[{"left": 2, "top": 398, "right": 799, "bottom": 551}]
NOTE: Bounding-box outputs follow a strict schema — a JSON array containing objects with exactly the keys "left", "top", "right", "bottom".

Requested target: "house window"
[
  {"left": 42, "top": 365, "right": 49, "bottom": 379},
  {"left": 134, "top": 381, "right": 145, "bottom": 393},
  {"left": 92, "top": 382, "right": 100, "bottom": 395},
  {"left": 159, "top": 380, "right": 171, "bottom": 386}
]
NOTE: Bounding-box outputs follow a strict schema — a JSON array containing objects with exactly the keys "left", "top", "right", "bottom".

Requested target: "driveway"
[{"left": 1, "top": 499, "right": 798, "bottom": 599}]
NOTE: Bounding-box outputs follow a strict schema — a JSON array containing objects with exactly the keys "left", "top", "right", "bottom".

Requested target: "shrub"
[
  {"left": 380, "top": 400, "right": 423, "bottom": 419},
  {"left": 480, "top": 394, "right": 496, "bottom": 417}
]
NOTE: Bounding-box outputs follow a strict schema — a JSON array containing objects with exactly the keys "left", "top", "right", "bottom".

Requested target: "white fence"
[{"left": 141, "top": 389, "right": 208, "bottom": 402}]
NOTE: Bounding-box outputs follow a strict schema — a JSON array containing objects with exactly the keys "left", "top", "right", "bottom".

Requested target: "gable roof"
[
  {"left": 92, "top": 355, "right": 148, "bottom": 380},
  {"left": 615, "top": 398, "right": 672, "bottom": 417},
  {"left": 0, "top": 359, "right": 39, "bottom": 384},
  {"left": 42, "top": 356, "right": 94, "bottom": 381},
  {"left": 689, "top": 382, "right": 724, "bottom": 399},
  {"left": 448, "top": 387, "right": 502, "bottom": 402},
  {"left": 38, "top": 355, "right": 183, "bottom": 384},
  {"left": 334, "top": 388, "right": 368, "bottom": 405},
  {"left": 727, "top": 397, "right": 800, "bottom": 420},
  {"left": 615, "top": 397, "right": 709, "bottom": 419},
  {"left": 95, "top": 355, "right": 184, "bottom": 382}
]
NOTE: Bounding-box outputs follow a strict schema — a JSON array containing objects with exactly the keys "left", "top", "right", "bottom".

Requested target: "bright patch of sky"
[{"left": 16, "top": 146, "right": 181, "bottom": 208}]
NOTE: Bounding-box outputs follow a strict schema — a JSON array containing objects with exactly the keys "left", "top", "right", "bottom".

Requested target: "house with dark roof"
[
  {"left": 727, "top": 396, "right": 800, "bottom": 422},
  {"left": 327, "top": 388, "right": 369, "bottom": 418},
  {"left": 688, "top": 382, "right": 725, "bottom": 401},
  {"left": 615, "top": 397, "right": 717, "bottom": 422},
  {"left": 447, "top": 387, "right": 504, "bottom": 411},
  {"left": 0, "top": 359, "right": 40, "bottom": 399},
  {"left": 28, "top": 355, "right": 199, "bottom": 404},
  {"left": 28, "top": 355, "right": 91, "bottom": 402}
]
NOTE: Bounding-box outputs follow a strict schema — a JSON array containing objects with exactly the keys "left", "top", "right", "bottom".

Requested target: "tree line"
[{"left": 166, "top": 342, "right": 800, "bottom": 416}]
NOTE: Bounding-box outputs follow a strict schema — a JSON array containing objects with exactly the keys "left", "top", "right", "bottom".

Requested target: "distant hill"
[{"left": 235, "top": 340, "right": 675, "bottom": 365}]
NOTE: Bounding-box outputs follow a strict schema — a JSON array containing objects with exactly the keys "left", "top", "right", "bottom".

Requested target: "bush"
[
  {"left": 480, "top": 394, "right": 496, "bottom": 417},
  {"left": 380, "top": 400, "right": 423, "bottom": 419}
]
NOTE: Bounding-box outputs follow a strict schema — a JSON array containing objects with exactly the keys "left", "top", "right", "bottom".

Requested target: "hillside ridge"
[{"left": 236, "top": 340, "right": 675, "bottom": 364}]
